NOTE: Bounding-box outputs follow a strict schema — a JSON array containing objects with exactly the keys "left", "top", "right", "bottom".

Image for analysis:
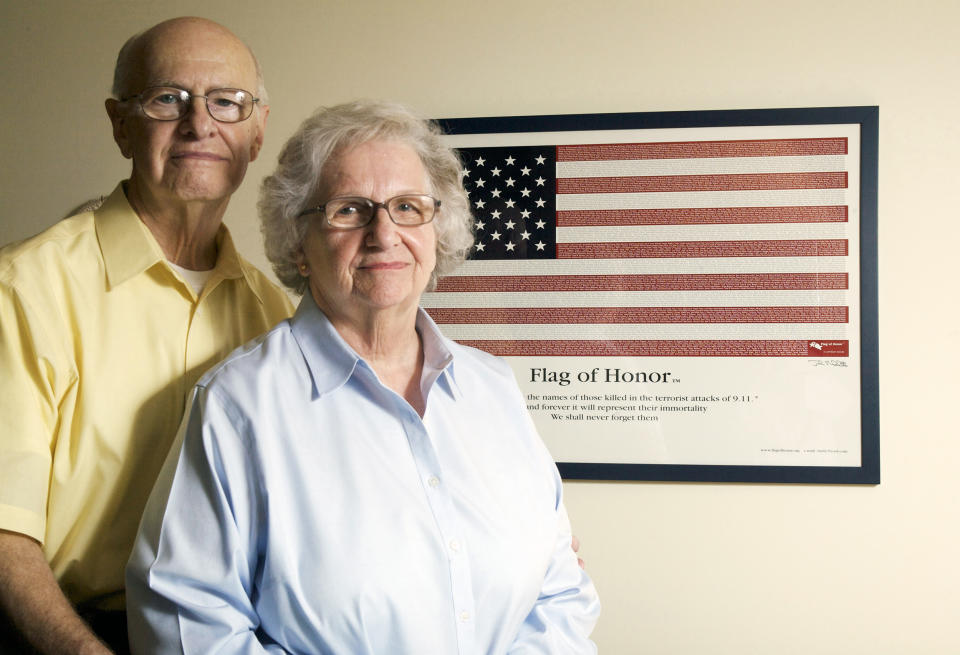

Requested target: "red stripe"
[
  {"left": 557, "top": 239, "right": 848, "bottom": 259},
  {"left": 456, "top": 340, "right": 848, "bottom": 357},
  {"left": 426, "top": 306, "right": 848, "bottom": 324},
  {"left": 556, "top": 206, "right": 848, "bottom": 226},
  {"left": 435, "top": 273, "right": 848, "bottom": 292},
  {"left": 556, "top": 138, "right": 848, "bottom": 161},
  {"left": 557, "top": 172, "right": 847, "bottom": 194}
]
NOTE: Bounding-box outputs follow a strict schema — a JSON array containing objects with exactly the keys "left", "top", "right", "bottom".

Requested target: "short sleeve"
[{"left": 0, "top": 278, "right": 74, "bottom": 541}]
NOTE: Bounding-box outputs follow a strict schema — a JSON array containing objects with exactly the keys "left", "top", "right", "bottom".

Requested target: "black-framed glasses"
[
  {"left": 121, "top": 86, "right": 260, "bottom": 123},
  {"left": 297, "top": 195, "right": 441, "bottom": 229}
]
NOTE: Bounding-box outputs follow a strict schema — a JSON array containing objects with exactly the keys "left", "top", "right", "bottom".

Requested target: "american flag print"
[{"left": 423, "top": 127, "right": 857, "bottom": 358}]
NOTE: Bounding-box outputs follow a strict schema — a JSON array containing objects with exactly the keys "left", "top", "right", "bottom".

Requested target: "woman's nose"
[{"left": 364, "top": 206, "right": 400, "bottom": 247}]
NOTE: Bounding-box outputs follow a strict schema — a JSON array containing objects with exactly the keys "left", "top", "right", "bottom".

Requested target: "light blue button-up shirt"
[{"left": 127, "top": 294, "right": 599, "bottom": 654}]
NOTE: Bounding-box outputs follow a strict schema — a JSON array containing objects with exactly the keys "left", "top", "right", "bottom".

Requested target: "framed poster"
[{"left": 425, "top": 107, "right": 879, "bottom": 484}]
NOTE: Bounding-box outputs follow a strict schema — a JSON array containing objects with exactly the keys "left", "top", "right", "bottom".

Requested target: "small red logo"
[{"left": 807, "top": 340, "right": 848, "bottom": 356}]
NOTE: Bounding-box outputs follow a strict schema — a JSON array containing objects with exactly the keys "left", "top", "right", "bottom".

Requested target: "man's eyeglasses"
[
  {"left": 297, "top": 195, "right": 440, "bottom": 229},
  {"left": 121, "top": 86, "right": 260, "bottom": 123}
]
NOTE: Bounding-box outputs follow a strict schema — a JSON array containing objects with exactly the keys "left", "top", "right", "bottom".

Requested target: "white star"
[
  {"left": 520, "top": 166, "right": 531, "bottom": 176},
  {"left": 461, "top": 168, "right": 470, "bottom": 178},
  {"left": 490, "top": 230, "right": 502, "bottom": 241},
  {"left": 505, "top": 155, "right": 516, "bottom": 165},
  {"left": 535, "top": 155, "right": 546, "bottom": 165},
  {"left": 535, "top": 176, "right": 545, "bottom": 186},
  {"left": 475, "top": 199, "right": 485, "bottom": 209},
  {"left": 535, "top": 198, "right": 546, "bottom": 207},
  {"left": 505, "top": 177, "right": 515, "bottom": 187},
  {"left": 475, "top": 220, "right": 485, "bottom": 231},
  {"left": 504, "top": 220, "right": 516, "bottom": 230},
  {"left": 491, "top": 167, "right": 501, "bottom": 176},
  {"left": 535, "top": 241, "right": 546, "bottom": 251},
  {"left": 505, "top": 242, "right": 516, "bottom": 252},
  {"left": 520, "top": 187, "right": 531, "bottom": 197},
  {"left": 535, "top": 219, "right": 546, "bottom": 229},
  {"left": 475, "top": 156, "right": 485, "bottom": 166},
  {"left": 520, "top": 230, "right": 531, "bottom": 240},
  {"left": 520, "top": 209, "right": 531, "bottom": 219},
  {"left": 490, "top": 209, "right": 501, "bottom": 219},
  {"left": 475, "top": 242, "right": 486, "bottom": 252},
  {"left": 490, "top": 188, "right": 501, "bottom": 198},
  {"left": 475, "top": 178, "right": 485, "bottom": 188},
  {"left": 505, "top": 199, "right": 516, "bottom": 208}
]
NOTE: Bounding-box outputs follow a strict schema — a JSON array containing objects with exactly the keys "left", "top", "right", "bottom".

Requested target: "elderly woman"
[{"left": 126, "top": 100, "right": 599, "bottom": 654}]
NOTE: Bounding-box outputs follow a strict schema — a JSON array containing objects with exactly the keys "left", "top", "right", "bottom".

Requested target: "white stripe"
[
  {"left": 443, "top": 123, "right": 858, "bottom": 148},
  {"left": 556, "top": 222, "right": 847, "bottom": 243},
  {"left": 420, "top": 290, "right": 849, "bottom": 308},
  {"left": 436, "top": 324, "right": 849, "bottom": 341},
  {"left": 441, "top": 256, "right": 850, "bottom": 276},
  {"left": 556, "top": 155, "right": 847, "bottom": 178},
  {"left": 556, "top": 189, "right": 848, "bottom": 210}
]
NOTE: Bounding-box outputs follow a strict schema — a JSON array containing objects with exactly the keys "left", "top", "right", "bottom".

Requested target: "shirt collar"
[
  {"left": 416, "top": 307, "right": 460, "bottom": 401},
  {"left": 95, "top": 183, "right": 164, "bottom": 289},
  {"left": 290, "top": 293, "right": 460, "bottom": 401},
  {"left": 95, "top": 181, "right": 261, "bottom": 299}
]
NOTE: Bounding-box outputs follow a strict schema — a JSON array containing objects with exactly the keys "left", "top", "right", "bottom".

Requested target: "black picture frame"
[{"left": 434, "top": 106, "right": 879, "bottom": 484}]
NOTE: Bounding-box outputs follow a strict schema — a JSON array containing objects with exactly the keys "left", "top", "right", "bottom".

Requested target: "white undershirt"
[{"left": 167, "top": 261, "right": 215, "bottom": 296}]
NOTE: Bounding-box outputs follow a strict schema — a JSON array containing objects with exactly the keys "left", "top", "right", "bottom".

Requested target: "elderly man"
[{"left": 0, "top": 18, "right": 292, "bottom": 654}]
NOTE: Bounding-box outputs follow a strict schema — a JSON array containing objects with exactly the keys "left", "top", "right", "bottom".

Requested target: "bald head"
[
  {"left": 111, "top": 17, "right": 266, "bottom": 103},
  {"left": 104, "top": 16, "right": 270, "bottom": 220}
]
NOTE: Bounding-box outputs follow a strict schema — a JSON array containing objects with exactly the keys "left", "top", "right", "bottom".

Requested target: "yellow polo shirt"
[{"left": 0, "top": 183, "right": 293, "bottom": 608}]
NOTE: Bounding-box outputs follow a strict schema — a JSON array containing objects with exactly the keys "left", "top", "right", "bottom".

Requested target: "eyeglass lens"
[
  {"left": 138, "top": 87, "right": 255, "bottom": 123},
  {"left": 325, "top": 196, "right": 437, "bottom": 228}
]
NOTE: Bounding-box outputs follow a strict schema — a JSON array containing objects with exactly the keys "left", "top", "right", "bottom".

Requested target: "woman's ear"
[{"left": 295, "top": 251, "right": 309, "bottom": 277}]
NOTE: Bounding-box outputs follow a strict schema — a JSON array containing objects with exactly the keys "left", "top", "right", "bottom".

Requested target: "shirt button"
[
  {"left": 459, "top": 610, "right": 471, "bottom": 622},
  {"left": 428, "top": 476, "right": 440, "bottom": 488},
  {"left": 449, "top": 539, "right": 461, "bottom": 553}
]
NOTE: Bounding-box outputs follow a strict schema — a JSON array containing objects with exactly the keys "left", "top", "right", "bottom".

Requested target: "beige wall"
[{"left": 2, "top": 0, "right": 958, "bottom": 652}]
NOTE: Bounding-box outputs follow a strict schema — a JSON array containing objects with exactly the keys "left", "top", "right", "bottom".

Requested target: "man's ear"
[
  {"left": 105, "top": 98, "right": 133, "bottom": 159},
  {"left": 249, "top": 104, "right": 269, "bottom": 162}
]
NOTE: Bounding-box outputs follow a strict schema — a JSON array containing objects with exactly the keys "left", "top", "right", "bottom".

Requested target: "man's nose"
[{"left": 178, "top": 96, "right": 216, "bottom": 136}]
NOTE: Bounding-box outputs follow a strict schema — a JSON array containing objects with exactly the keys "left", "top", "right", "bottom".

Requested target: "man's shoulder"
[
  {"left": 233, "top": 254, "right": 296, "bottom": 317},
  {"left": 0, "top": 212, "right": 99, "bottom": 286},
  {"left": 235, "top": 253, "right": 288, "bottom": 295},
  {"left": 196, "top": 318, "right": 299, "bottom": 397}
]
